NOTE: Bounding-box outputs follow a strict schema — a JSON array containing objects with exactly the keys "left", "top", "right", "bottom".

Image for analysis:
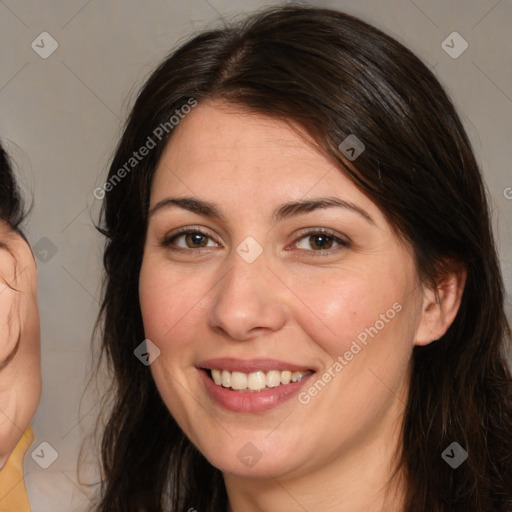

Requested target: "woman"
[
  {"left": 0, "top": 141, "right": 41, "bottom": 512},
  {"left": 91, "top": 6, "right": 512, "bottom": 511}
]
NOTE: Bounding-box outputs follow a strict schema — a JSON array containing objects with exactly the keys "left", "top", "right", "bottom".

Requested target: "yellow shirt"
[{"left": 0, "top": 427, "right": 34, "bottom": 512}]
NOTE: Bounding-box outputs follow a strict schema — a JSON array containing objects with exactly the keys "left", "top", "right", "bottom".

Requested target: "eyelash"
[{"left": 160, "top": 227, "right": 349, "bottom": 256}]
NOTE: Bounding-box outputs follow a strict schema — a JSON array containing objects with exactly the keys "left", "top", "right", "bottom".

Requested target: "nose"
[{"left": 207, "top": 248, "right": 288, "bottom": 341}]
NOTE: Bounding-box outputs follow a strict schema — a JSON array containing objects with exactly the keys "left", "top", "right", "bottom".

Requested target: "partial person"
[{"left": 0, "top": 141, "right": 41, "bottom": 512}]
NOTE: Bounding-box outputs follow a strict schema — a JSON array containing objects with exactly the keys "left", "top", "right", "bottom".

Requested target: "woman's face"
[
  {"left": 139, "top": 101, "right": 427, "bottom": 480},
  {"left": 0, "top": 221, "right": 41, "bottom": 468}
]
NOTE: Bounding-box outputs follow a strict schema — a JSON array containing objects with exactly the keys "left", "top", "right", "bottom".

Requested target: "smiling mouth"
[{"left": 205, "top": 368, "right": 314, "bottom": 392}]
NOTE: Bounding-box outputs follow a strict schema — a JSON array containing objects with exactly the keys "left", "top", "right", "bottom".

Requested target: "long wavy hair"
[{"left": 89, "top": 5, "right": 512, "bottom": 511}]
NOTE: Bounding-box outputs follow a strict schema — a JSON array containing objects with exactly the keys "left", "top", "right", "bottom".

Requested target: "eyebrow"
[{"left": 148, "top": 196, "right": 374, "bottom": 225}]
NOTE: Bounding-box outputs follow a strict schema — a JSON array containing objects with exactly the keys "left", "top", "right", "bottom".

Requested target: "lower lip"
[{"left": 198, "top": 369, "right": 315, "bottom": 413}]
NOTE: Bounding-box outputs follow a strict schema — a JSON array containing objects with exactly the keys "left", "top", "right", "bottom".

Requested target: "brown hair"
[{"left": 90, "top": 5, "right": 512, "bottom": 511}]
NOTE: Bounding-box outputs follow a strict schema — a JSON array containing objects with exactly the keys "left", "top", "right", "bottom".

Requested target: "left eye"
[{"left": 294, "top": 231, "right": 348, "bottom": 251}]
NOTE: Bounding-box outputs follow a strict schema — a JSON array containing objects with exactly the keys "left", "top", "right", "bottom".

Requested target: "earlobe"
[{"left": 414, "top": 268, "right": 467, "bottom": 347}]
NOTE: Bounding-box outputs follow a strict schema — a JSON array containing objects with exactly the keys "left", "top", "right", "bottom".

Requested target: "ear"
[
  {"left": 0, "top": 232, "right": 38, "bottom": 367},
  {"left": 414, "top": 266, "right": 467, "bottom": 347},
  {"left": 0, "top": 245, "right": 21, "bottom": 366}
]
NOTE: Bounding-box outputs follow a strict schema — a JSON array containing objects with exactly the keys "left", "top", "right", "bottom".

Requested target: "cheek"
[
  {"left": 139, "top": 258, "right": 207, "bottom": 350},
  {"left": 291, "top": 268, "right": 406, "bottom": 356},
  {"left": 293, "top": 273, "right": 417, "bottom": 432},
  {"left": 139, "top": 258, "right": 210, "bottom": 435}
]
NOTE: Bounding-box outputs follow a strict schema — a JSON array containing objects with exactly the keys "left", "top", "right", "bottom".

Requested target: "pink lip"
[
  {"left": 198, "top": 367, "right": 315, "bottom": 413},
  {"left": 197, "top": 357, "right": 314, "bottom": 373}
]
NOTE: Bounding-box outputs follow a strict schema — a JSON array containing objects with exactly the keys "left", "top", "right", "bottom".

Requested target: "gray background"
[{"left": 0, "top": 0, "right": 510, "bottom": 510}]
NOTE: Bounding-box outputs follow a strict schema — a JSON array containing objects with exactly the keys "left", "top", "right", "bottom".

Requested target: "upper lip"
[{"left": 197, "top": 358, "right": 315, "bottom": 374}]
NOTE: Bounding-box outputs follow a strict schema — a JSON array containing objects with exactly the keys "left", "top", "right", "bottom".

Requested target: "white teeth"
[
  {"left": 266, "top": 370, "right": 281, "bottom": 388},
  {"left": 231, "top": 371, "right": 248, "bottom": 390},
  {"left": 208, "top": 368, "right": 311, "bottom": 391},
  {"left": 281, "top": 370, "right": 292, "bottom": 384},
  {"left": 248, "top": 371, "right": 266, "bottom": 391},
  {"left": 291, "top": 371, "right": 304, "bottom": 383},
  {"left": 212, "top": 369, "right": 222, "bottom": 385},
  {"left": 221, "top": 370, "right": 231, "bottom": 387}
]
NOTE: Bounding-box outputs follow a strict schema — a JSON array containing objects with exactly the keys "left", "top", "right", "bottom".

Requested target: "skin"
[
  {"left": 139, "top": 101, "right": 465, "bottom": 512},
  {"left": 0, "top": 220, "right": 41, "bottom": 470}
]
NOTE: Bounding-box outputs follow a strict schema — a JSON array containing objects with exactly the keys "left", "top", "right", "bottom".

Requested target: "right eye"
[{"left": 161, "top": 227, "right": 221, "bottom": 251}]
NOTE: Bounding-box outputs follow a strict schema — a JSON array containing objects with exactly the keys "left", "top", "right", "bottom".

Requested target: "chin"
[{"left": 199, "top": 438, "right": 304, "bottom": 481}]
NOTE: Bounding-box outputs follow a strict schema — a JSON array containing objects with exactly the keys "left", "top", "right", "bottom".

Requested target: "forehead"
[
  {"left": 162, "top": 102, "right": 322, "bottom": 172},
  {"left": 150, "top": 101, "right": 377, "bottom": 218}
]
